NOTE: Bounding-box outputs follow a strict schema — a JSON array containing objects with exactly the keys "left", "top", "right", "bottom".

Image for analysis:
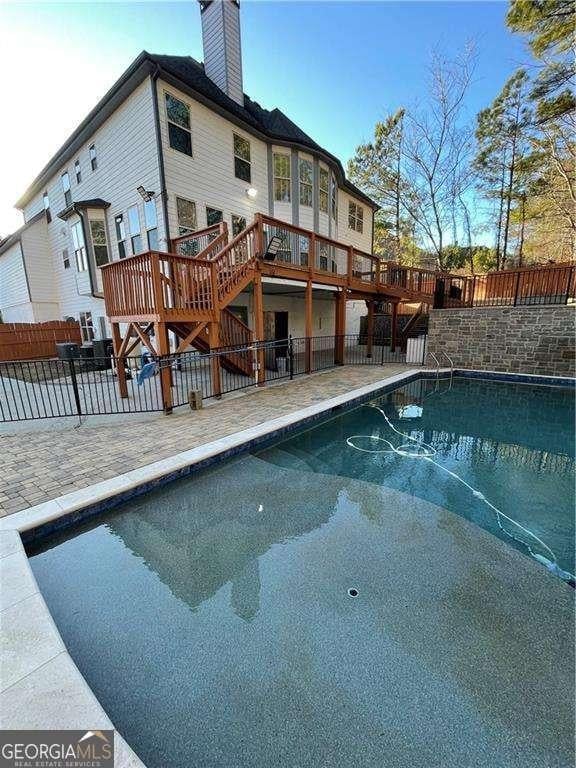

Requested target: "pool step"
[{"left": 258, "top": 445, "right": 326, "bottom": 474}]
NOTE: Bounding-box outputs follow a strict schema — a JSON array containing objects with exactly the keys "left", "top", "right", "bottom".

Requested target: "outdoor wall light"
[
  {"left": 263, "top": 235, "right": 283, "bottom": 261},
  {"left": 136, "top": 186, "right": 156, "bottom": 202},
  {"left": 246, "top": 187, "right": 258, "bottom": 199}
]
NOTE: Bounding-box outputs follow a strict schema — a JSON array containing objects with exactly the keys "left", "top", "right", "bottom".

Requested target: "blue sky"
[{"left": 0, "top": 1, "right": 532, "bottom": 235}]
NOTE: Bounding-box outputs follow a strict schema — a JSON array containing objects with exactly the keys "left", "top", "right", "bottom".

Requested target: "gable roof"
[
  {"left": 0, "top": 210, "right": 46, "bottom": 257},
  {"left": 15, "top": 51, "right": 378, "bottom": 211}
]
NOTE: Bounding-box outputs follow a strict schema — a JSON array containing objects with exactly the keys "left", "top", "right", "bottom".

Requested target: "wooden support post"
[
  {"left": 391, "top": 301, "right": 398, "bottom": 353},
  {"left": 305, "top": 280, "right": 313, "bottom": 373},
  {"left": 347, "top": 247, "right": 354, "bottom": 287},
  {"left": 209, "top": 318, "right": 222, "bottom": 398},
  {"left": 309, "top": 234, "right": 316, "bottom": 279},
  {"left": 111, "top": 322, "right": 128, "bottom": 398},
  {"left": 254, "top": 213, "right": 264, "bottom": 257},
  {"left": 253, "top": 270, "right": 265, "bottom": 385},
  {"left": 366, "top": 301, "right": 375, "bottom": 358},
  {"left": 157, "top": 322, "right": 173, "bottom": 414},
  {"left": 335, "top": 290, "right": 346, "bottom": 364}
]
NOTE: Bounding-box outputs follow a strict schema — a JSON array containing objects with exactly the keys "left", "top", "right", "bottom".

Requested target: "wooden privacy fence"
[{"left": 0, "top": 321, "right": 81, "bottom": 361}]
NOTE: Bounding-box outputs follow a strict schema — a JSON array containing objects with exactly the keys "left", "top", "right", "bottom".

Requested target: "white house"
[{"left": 0, "top": 0, "right": 377, "bottom": 346}]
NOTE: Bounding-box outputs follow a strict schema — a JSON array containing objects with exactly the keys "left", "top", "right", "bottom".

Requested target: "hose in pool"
[{"left": 346, "top": 404, "right": 574, "bottom": 584}]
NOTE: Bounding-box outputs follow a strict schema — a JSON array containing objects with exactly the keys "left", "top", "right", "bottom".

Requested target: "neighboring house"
[
  {"left": 0, "top": 0, "right": 376, "bottom": 343},
  {"left": 0, "top": 212, "right": 58, "bottom": 322}
]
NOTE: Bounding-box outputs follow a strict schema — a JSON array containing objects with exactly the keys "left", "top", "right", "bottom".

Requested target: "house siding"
[
  {"left": 10, "top": 70, "right": 374, "bottom": 343},
  {"left": 337, "top": 189, "right": 373, "bottom": 253},
  {"left": 201, "top": 1, "right": 244, "bottom": 106},
  {"left": 232, "top": 286, "right": 337, "bottom": 339},
  {"left": 20, "top": 217, "right": 58, "bottom": 317},
  {"left": 20, "top": 78, "right": 162, "bottom": 337},
  {"left": 159, "top": 79, "right": 268, "bottom": 236},
  {"left": 0, "top": 241, "right": 33, "bottom": 322}
]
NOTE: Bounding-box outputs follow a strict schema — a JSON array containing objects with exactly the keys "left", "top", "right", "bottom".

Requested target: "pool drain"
[{"left": 348, "top": 588, "right": 359, "bottom": 598}]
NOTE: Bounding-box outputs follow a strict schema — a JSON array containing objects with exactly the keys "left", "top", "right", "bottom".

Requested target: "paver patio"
[{"left": 0, "top": 365, "right": 415, "bottom": 517}]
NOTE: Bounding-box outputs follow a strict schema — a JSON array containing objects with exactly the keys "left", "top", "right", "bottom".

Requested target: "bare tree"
[{"left": 400, "top": 48, "right": 476, "bottom": 270}]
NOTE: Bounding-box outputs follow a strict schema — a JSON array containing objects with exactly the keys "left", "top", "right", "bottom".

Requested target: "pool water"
[
  {"left": 262, "top": 377, "right": 575, "bottom": 578},
  {"left": 28, "top": 377, "right": 575, "bottom": 768}
]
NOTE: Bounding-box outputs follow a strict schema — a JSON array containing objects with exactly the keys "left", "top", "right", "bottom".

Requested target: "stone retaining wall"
[{"left": 426, "top": 305, "right": 575, "bottom": 377}]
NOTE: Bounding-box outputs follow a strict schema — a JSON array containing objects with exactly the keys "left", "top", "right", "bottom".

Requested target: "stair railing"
[
  {"left": 211, "top": 222, "right": 260, "bottom": 305},
  {"left": 440, "top": 350, "right": 454, "bottom": 389},
  {"left": 172, "top": 222, "right": 228, "bottom": 256}
]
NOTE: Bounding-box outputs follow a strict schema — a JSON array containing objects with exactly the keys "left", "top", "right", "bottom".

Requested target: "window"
[
  {"left": 79, "top": 311, "right": 95, "bottom": 343},
  {"left": 89, "top": 144, "right": 97, "bottom": 171},
  {"left": 331, "top": 174, "right": 337, "bottom": 219},
  {"left": 233, "top": 134, "right": 251, "bottom": 182},
  {"left": 62, "top": 249, "right": 70, "bottom": 269},
  {"left": 115, "top": 215, "right": 126, "bottom": 259},
  {"left": 165, "top": 93, "right": 192, "bottom": 156},
  {"left": 127, "top": 204, "right": 142, "bottom": 254},
  {"left": 89, "top": 220, "right": 110, "bottom": 267},
  {"left": 70, "top": 220, "right": 87, "bottom": 272},
  {"left": 319, "top": 167, "right": 329, "bottom": 214},
  {"left": 61, "top": 172, "right": 71, "bottom": 207},
  {"left": 231, "top": 214, "right": 247, "bottom": 237},
  {"left": 43, "top": 191, "right": 51, "bottom": 223},
  {"left": 176, "top": 197, "right": 197, "bottom": 235},
  {"left": 206, "top": 206, "right": 223, "bottom": 227},
  {"left": 144, "top": 198, "right": 159, "bottom": 250},
  {"left": 74, "top": 159, "right": 82, "bottom": 184},
  {"left": 273, "top": 154, "right": 291, "bottom": 202},
  {"left": 299, "top": 159, "right": 313, "bottom": 207},
  {"left": 348, "top": 201, "right": 364, "bottom": 233}
]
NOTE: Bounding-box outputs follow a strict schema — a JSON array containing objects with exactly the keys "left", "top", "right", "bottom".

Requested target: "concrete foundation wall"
[{"left": 426, "top": 305, "right": 575, "bottom": 377}]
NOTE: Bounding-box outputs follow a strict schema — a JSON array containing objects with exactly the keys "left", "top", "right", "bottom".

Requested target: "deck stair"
[
  {"left": 399, "top": 303, "right": 428, "bottom": 348},
  {"left": 101, "top": 213, "right": 474, "bottom": 411},
  {"left": 169, "top": 309, "right": 253, "bottom": 376},
  {"left": 103, "top": 215, "right": 471, "bottom": 332}
]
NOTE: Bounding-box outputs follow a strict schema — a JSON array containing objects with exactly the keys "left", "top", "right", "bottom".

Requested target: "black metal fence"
[{"left": 0, "top": 333, "right": 426, "bottom": 422}]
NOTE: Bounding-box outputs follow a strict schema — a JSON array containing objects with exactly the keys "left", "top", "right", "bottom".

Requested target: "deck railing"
[
  {"left": 376, "top": 262, "right": 575, "bottom": 308},
  {"left": 259, "top": 215, "right": 380, "bottom": 287},
  {"left": 172, "top": 222, "right": 227, "bottom": 256},
  {"left": 103, "top": 212, "right": 573, "bottom": 322},
  {"left": 102, "top": 252, "right": 158, "bottom": 319},
  {"left": 212, "top": 221, "right": 260, "bottom": 303},
  {"left": 102, "top": 251, "right": 216, "bottom": 320},
  {"left": 351, "top": 248, "right": 380, "bottom": 285},
  {"left": 160, "top": 252, "right": 214, "bottom": 315},
  {"left": 468, "top": 263, "right": 575, "bottom": 307}
]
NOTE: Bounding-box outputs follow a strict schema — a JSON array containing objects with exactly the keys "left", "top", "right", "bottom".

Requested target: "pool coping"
[{"left": 1, "top": 365, "right": 574, "bottom": 766}]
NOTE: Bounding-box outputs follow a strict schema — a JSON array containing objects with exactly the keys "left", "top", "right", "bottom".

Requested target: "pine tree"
[
  {"left": 348, "top": 109, "right": 406, "bottom": 259},
  {"left": 474, "top": 71, "right": 534, "bottom": 267},
  {"left": 507, "top": 0, "right": 575, "bottom": 122}
]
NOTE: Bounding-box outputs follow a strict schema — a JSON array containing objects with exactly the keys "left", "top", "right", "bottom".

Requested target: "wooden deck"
[
  {"left": 102, "top": 214, "right": 469, "bottom": 326},
  {"left": 101, "top": 213, "right": 463, "bottom": 412},
  {"left": 101, "top": 212, "right": 574, "bottom": 412}
]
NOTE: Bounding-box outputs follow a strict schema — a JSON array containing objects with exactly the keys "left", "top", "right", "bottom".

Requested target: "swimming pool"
[{"left": 27, "top": 375, "right": 575, "bottom": 768}]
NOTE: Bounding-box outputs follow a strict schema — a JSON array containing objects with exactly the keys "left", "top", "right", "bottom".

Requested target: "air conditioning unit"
[
  {"left": 92, "top": 338, "right": 113, "bottom": 370},
  {"left": 56, "top": 342, "right": 79, "bottom": 360}
]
